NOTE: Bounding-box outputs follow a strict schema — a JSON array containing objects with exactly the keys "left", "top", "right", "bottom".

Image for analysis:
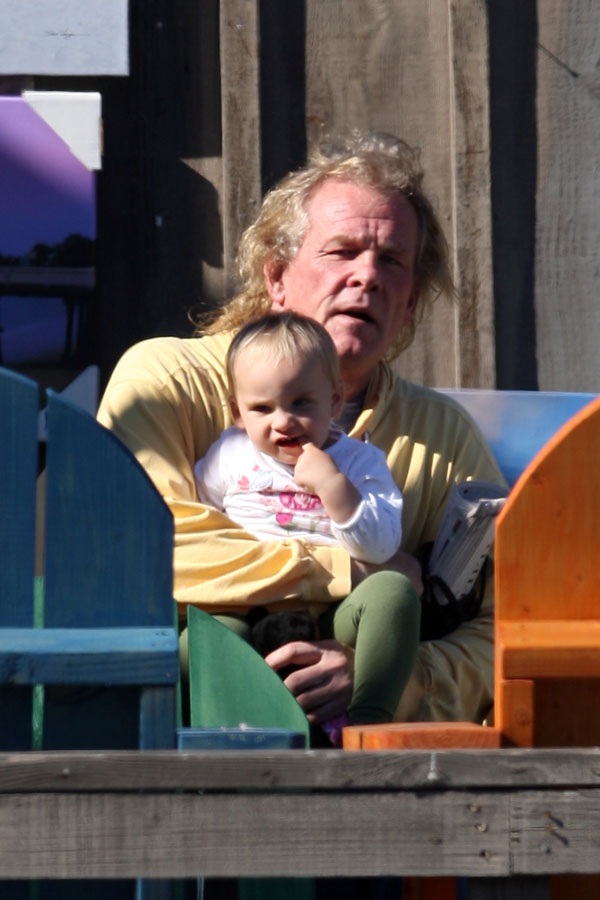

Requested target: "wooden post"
[{"left": 220, "top": 0, "right": 262, "bottom": 296}]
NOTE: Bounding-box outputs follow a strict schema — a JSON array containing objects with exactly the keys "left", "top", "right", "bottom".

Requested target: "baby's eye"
[
  {"left": 251, "top": 404, "right": 271, "bottom": 414},
  {"left": 293, "top": 398, "right": 311, "bottom": 409}
]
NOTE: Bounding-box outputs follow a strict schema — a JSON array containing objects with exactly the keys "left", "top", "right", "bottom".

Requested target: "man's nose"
[{"left": 348, "top": 251, "right": 380, "bottom": 289}]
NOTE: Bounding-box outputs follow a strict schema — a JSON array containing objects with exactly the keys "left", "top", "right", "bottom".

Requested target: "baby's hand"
[{"left": 294, "top": 442, "right": 340, "bottom": 496}]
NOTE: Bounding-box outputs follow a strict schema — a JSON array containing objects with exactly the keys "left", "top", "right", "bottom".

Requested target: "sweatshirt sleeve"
[{"left": 97, "top": 338, "right": 351, "bottom": 619}]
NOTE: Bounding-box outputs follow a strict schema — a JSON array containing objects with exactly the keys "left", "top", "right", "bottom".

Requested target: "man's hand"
[
  {"left": 351, "top": 548, "right": 424, "bottom": 596},
  {"left": 264, "top": 639, "right": 355, "bottom": 724}
]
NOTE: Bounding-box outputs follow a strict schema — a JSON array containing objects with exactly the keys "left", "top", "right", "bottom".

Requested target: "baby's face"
[{"left": 231, "top": 346, "right": 343, "bottom": 466}]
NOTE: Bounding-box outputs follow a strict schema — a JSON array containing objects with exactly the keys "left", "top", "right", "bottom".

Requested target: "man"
[{"left": 97, "top": 132, "right": 504, "bottom": 726}]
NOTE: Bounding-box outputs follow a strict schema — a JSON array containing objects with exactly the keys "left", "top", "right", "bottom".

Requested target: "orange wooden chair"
[{"left": 344, "top": 394, "right": 600, "bottom": 898}]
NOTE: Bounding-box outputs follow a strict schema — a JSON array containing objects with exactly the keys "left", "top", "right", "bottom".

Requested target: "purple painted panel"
[{"left": 0, "top": 96, "right": 95, "bottom": 366}]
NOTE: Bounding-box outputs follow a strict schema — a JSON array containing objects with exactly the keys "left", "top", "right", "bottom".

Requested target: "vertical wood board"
[
  {"left": 43, "top": 393, "right": 174, "bottom": 628},
  {"left": 535, "top": 0, "right": 600, "bottom": 391},
  {"left": 0, "top": 369, "right": 38, "bottom": 625},
  {"left": 448, "top": 0, "right": 495, "bottom": 387},
  {"left": 220, "top": 0, "right": 262, "bottom": 296},
  {"left": 305, "top": 1, "right": 493, "bottom": 389}
]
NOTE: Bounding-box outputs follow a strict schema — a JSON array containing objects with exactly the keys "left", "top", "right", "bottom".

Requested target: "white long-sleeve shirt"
[{"left": 195, "top": 426, "right": 403, "bottom": 564}]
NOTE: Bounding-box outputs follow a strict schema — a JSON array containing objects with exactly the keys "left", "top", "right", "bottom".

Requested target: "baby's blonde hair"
[{"left": 226, "top": 312, "right": 342, "bottom": 396}]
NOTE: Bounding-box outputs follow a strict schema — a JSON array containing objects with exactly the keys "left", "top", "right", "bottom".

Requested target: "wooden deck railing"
[{"left": 0, "top": 747, "right": 599, "bottom": 894}]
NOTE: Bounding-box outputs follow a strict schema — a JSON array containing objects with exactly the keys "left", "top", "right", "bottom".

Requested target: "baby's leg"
[{"left": 327, "top": 571, "right": 420, "bottom": 724}]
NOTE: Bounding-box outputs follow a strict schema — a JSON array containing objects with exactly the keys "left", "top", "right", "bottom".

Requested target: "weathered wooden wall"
[
  {"left": 534, "top": 0, "right": 600, "bottom": 392},
  {"left": 5, "top": 0, "right": 600, "bottom": 393}
]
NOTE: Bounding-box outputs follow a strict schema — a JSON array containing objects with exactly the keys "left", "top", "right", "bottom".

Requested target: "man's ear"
[
  {"left": 264, "top": 258, "right": 287, "bottom": 307},
  {"left": 406, "top": 284, "right": 420, "bottom": 320},
  {"left": 331, "top": 383, "right": 345, "bottom": 420}
]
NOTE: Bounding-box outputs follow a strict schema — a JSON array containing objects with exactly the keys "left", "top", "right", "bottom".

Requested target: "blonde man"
[{"left": 98, "top": 132, "right": 505, "bottom": 727}]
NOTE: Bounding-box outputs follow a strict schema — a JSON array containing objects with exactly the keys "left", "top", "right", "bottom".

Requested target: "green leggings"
[{"left": 208, "top": 571, "right": 420, "bottom": 725}]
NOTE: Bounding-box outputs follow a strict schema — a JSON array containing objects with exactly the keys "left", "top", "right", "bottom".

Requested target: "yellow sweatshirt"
[{"left": 97, "top": 332, "right": 506, "bottom": 724}]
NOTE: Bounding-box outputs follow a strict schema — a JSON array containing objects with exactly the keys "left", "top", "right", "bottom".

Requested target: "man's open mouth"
[{"left": 337, "top": 309, "right": 375, "bottom": 324}]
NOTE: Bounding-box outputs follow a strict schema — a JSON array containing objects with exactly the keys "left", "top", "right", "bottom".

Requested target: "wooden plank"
[
  {"left": 511, "top": 790, "right": 600, "bottom": 874},
  {"left": 43, "top": 393, "right": 175, "bottom": 628},
  {"left": 0, "top": 628, "right": 178, "bottom": 685},
  {"left": 220, "top": 0, "right": 262, "bottom": 295},
  {"left": 0, "top": 0, "right": 129, "bottom": 75},
  {"left": 343, "top": 722, "right": 501, "bottom": 750},
  {"left": 1, "top": 749, "right": 600, "bottom": 792},
  {"left": 535, "top": 1, "right": 600, "bottom": 392},
  {"left": 304, "top": 0, "right": 494, "bottom": 390},
  {"left": 0, "top": 790, "right": 509, "bottom": 878},
  {"left": 499, "top": 622, "right": 600, "bottom": 679},
  {"left": 0, "top": 783, "right": 597, "bottom": 879},
  {"left": 496, "top": 680, "right": 534, "bottom": 749},
  {"left": 0, "top": 369, "right": 38, "bottom": 626},
  {"left": 448, "top": 0, "right": 495, "bottom": 387}
]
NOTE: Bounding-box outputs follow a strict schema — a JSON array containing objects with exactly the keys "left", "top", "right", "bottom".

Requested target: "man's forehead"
[
  {"left": 304, "top": 180, "right": 418, "bottom": 247},
  {"left": 306, "top": 180, "right": 416, "bottom": 231}
]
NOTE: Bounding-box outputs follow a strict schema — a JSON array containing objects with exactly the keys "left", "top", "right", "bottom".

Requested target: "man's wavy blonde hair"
[{"left": 201, "top": 131, "right": 454, "bottom": 358}]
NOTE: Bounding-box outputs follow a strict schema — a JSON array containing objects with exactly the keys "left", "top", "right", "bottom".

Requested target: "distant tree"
[
  {"left": 0, "top": 251, "right": 20, "bottom": 265},
  {"left": 52, "top": 234, "right": 95, "bottom": 267},
  {"left": 29, "top": 242, "right": 51, "bottom": 265},
  {"left": 0, "top": 234, "right": 95, "bottom": 268}
]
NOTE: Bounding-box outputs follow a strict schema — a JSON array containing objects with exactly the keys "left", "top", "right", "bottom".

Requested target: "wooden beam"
[
  {"left": 0, "top": 628, "right": 178, "bottom": 684},
  {"left": 448, "top": 0, "right": 495, "bottom": 387},
  {"left": 0, "top": 790, "right": 509, "bottom": 878},
  {"left": 1, "top": 748, "right": 600, "bottom": 792},
  {"left": 220, "top": 0, "right": 262, "bottom": 295}
]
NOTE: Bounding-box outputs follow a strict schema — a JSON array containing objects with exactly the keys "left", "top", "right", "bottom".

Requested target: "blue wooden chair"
[{"left": 0, "top": 366, "right": 179, "bottom": 900}]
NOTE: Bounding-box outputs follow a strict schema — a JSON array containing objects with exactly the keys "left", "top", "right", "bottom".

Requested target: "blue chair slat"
[
  {"left": 439, "top": 389, "right": 597, "bottom": 487},
  {"left": 0, "top": 369, "right": 38, "bottom": 755},
  {"left": 43, "top": 391, "right": 174, "bottom": 628},
  {"left": 0, "top": 626, "right": 178, "bottom": 684},
  {"left": 178, "top": 727, "right": 306, "bottom": 750},
  {"left": 39, "top": 392, "right": 177, "bottom": 758},
  {"left": 0, "top": 367, "right": 38, "bottom": 625}
]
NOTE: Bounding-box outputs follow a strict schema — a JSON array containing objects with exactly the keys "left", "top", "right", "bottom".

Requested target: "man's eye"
[
  {"left": 327, "top": 247, "right": 357, "bottom": 259},
  {"left": 382, "top": 253, "right": 403, "bottom": 266}
]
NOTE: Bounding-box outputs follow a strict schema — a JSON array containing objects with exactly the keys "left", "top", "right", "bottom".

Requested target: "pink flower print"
[
  {"left": 237, "top": 475, "right": 250, "bottom": 491},
  {"left": 279, "top": 491, "right": 323, "bottom": 511},
  {"left": 275, "top": 511, "right": 294, "bottom": 527}
]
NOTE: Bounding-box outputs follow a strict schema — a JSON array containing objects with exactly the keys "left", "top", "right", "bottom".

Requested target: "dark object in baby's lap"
[{"left": 248, "top": 607, "right": 315, "bottom": 680}]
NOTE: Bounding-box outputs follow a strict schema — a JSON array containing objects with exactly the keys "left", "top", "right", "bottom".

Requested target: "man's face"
[{"left": 266, "top": 179, "right": 420, "bottom": 397}]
